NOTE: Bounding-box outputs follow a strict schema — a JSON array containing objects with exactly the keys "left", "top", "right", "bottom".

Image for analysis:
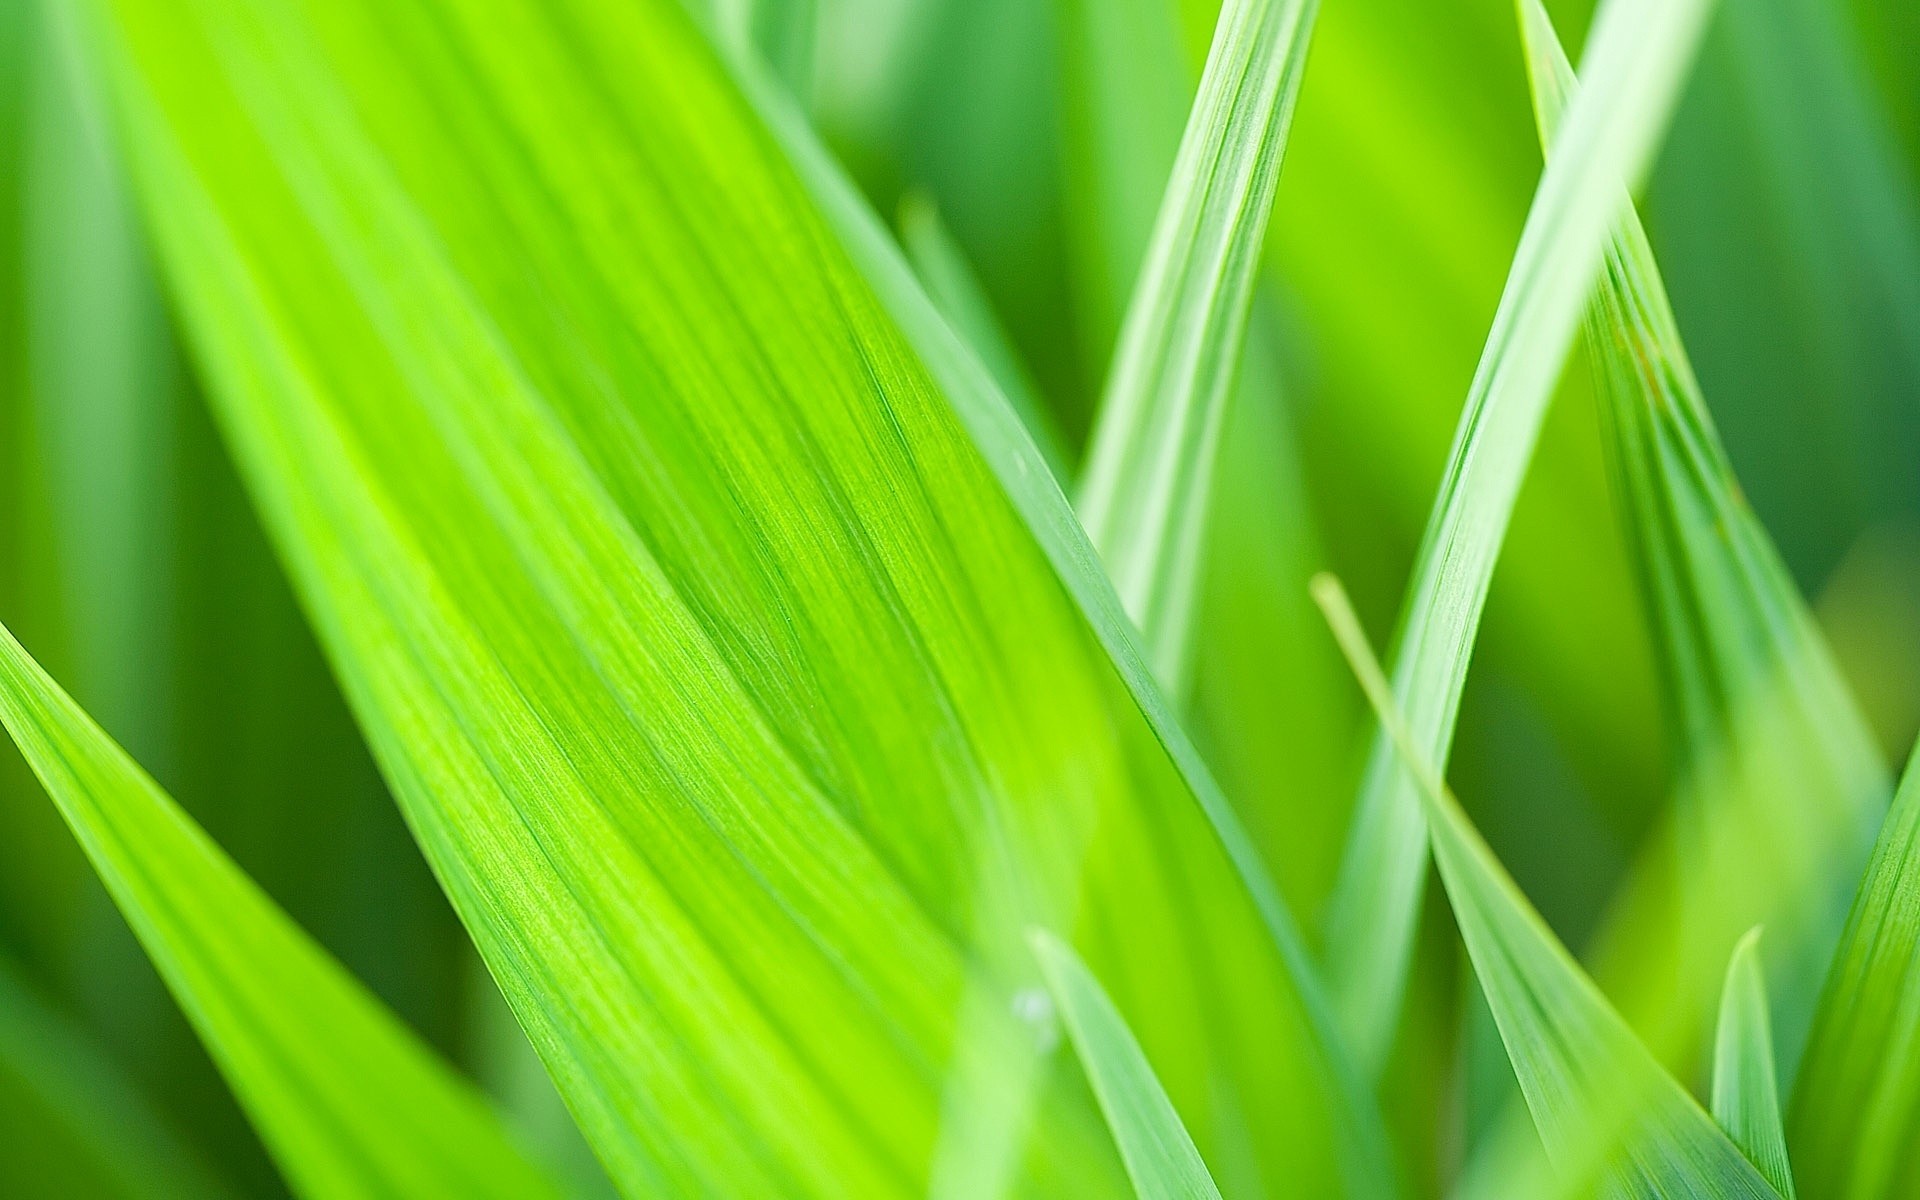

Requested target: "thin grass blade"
[
  {"left": 1074, "top": 0, "right": 1317, "bottom": 695},
  {"left": 1713, "top": 930, "right": 1795, "bottom": 1197},
  {"left": 0, "top": 621, "right": 561, "bottom": 1198},
  {"left": 1321, "top": 0, "right": 1717, "bottom": 1071},
  {"left": 1030, "top": 931, "right": 1224, "bottom": 1200},
  {"left": 1314, "top": 575, "right": 1782, "bottom": 1199}
]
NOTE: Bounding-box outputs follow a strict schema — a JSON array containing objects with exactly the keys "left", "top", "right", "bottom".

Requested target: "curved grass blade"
[
  {"left": 82, "top": 0, "right": 1392, "bottom": 1193},
  {"left": 1515, "top": 0, "right": 1887, "bottom": 1061},
  {"left": 0, "top": 621, "right": 562, "bottom": 1199},
  {"left": 1789, "top": 737, "right": 1920, "bottom": 1198},
  {"left": 898, "top": 191, "right": 1070, "bottom": 476},
  {"left": 1314, "top": 575, "right": 1782, "bottom": 1199},
  {"left": 1320, "top": 0, "right": 1718, "bottom": 1072},
  {"left": 1074, "top": 0, "right": 1318, "bottom": 696},
  {"left": 1713, "top": 930, "right": 1795, "bottom": 1198},
  {"left": 0, "top": 956, "right": 235, "bottom": 1200},
  {"left": 1030, "top": 931, "right": 1223, "bottom": 1200}
]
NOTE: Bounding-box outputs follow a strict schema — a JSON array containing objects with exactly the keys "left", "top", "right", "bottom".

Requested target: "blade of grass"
[
  {"left": 1789, "top": 734, "right": 1920, "bottom": 1198},
  {"left": 1074, "top": 0, "right": 1317, "bottom": 696},
  {"left": 0, "top": 620, "right": 562, "bottom": 1198},
  {"left": 1320, "top": 0, "right": 1717, "bottom": 1072},
  {"left": 1713, "top": 930, "right": 1795, "bottom": 1198},
  {"left": 1314, "top": 575, "right": 1782, "bottom": 1199},
  {"left": 1050, "top": 0, "right": 1356, "bottom": 920},
  {"left": 1030, "top": 931, "right": 1224, "bottom": 1200},
  {"left": 83, "top": 0, "right": 1392, "bottom": 1192}
]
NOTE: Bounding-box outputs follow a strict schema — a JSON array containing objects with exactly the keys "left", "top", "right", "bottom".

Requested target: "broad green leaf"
[
  {"left": 1320, "top": 0, "right": 1717, "bottom": 1072},
  {"left": 1712, "top": 930, "right": 1795, "bottom": 1198},
  {"left": 0, "top": 955, "right": 235, "bottom": 1199},
  {"left": 898, "top": 191, "right": 1070, "bottom": 476},
  {"left": 1790, "top": 735, "right": 1920, "bottom": 1198},
  {"left": 1314, "top": 575, "right": 1782, "bottom": 1199},
  {"left": 0, "top": 619, "right": 562, "bottom": 1198},
  {"left": 82, "top": 0, "right": 1392, "bottom": 1195},
  {"left": 1515, "top": 0, "right": 1887, "bottom": 1059},
  {"left": 1074, "top": 0, "right": 1317, "bottom": 695},
  {"left": 1030, "top": 931, "right": 1224, "bottom": 1200}
]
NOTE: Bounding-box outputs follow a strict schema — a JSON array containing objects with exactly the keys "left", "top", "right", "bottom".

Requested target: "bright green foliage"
[
  {"left": 1515, "top": 0, "right": 1887, "bottom": 1054},
  {"left": 1074, "top": 0, "right": 1318, "bottom": 694},
  {"left": 76, "top": 0, "right": 1391, "bottom": 1194},
  {"left": 1322, "top": 0, "right": 1719, "bottom": 1072},
  {"left": 1315, "top": 575, "right": 1783, "bottom": 1199},
  {"left": 1031, "top": 931, "right": 1224, "bottom": 1200},
  {"left": 1791, "top": 736, "right": 1920, "bottom": 1199},
  {"left": 0, "top": 620, "right": 561, "bottom": 1198},
  {"left": 1712, "top": 930, "right": 1794, "bottom": 1198}
]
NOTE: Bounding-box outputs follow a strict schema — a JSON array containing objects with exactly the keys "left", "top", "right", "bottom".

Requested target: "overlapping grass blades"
[
  {"left": 80, "top": 0, "right": 1392, "bottom": 1192},
  {"left": 1514, "top": 0, "right": 1887, "bottom": 1052},
  {"left": 1321, "top": 0, "right": 1717, "bottom": 1071},
  {"left": 1315, "top": 575, "right": 1783, "bottom": 1198},
  {"left": 1712, "top": 931, "right": 1794, "bottom": 1198},
  {"left": 1031, "top": 932, "right": 1223, "bottom": 1200},
  {"left": 1790, "top": 736, "right": 1920, "bottom": 1197},
  {"left": 0, "top": 621, "right": 561, "bottom": 1198},
  {"left": 1073, "top": 0, "right": 1318, "bottom": 694}
]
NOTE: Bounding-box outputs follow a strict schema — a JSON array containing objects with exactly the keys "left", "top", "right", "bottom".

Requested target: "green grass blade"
[
  {"left": 1713, "top": 930, "right": 1795, "bottom": 1198},
  {"left": 1320, "top": 0, "right": 1717, "bottom": 1072},
  {"left": 0, "top": 621, "right": 561, "bottom": 1199},
  {"left": 1051, "top": 0, "right": 1357, "bottom": 919},
  {"left": 898, "top": 191, "right": 1070, "bottom": 476},
  {"left": 1790, "top": 737, "right": 1920, "bottom": 1198},
  {"left": 1314, "top": 575, "right": 1781, "bottom": 1199},
  {"left": 0, "top": 956, "right": 235, "bottom": 1199},
  {"left": 1074, "top": 0, "right": 1317, "bottom": 696},
  {"left": 1515, "top": 0, "right": 1888, "bottom": 1060},
  {"left": 1030, "top": 931, "right": 1224, "bottom": 1200},
  {"left": 84, "top": 0, "right": 1392, "bottom": 1193}
]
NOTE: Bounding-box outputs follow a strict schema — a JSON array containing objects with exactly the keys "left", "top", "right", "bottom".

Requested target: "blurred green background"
[{"left": 1, "top": 0, "right": 1915, "bottom": 1193}]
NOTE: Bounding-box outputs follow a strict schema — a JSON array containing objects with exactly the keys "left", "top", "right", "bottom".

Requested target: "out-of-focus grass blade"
[
  {"left": 1074, "top": 0, "right": 1317, "bottom": 695},
  {"left": 1314, "top": 575, "right": 1782, "bottom": 1199},
  {"left": 1030, "top": 931, "right": 1224, "bottom": 1200},
  {"left": 0, "top": 956, "right": 234, "bottom": 1199},
  {"left": 899, "top": 191, "right": 1070, "bottom": 476},
  {"left": 1320, "top": 0, "right": 1717, "bottom": 1072},
  {"left": 85, "top": 0, "right": 1392, "bottom": 1193},
  {"left": 1713, "top": 930, "right": 1795, "bottom": 1198},
  {"left": 1790, "top": 736, "right": 1920, "bottom": 1198},
  {"left": 1515, "top": 0, "right": 1887, "bottom": 1058},
  {"left": 0, "top": 621, "right": 561, "bottom": 1199}
]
